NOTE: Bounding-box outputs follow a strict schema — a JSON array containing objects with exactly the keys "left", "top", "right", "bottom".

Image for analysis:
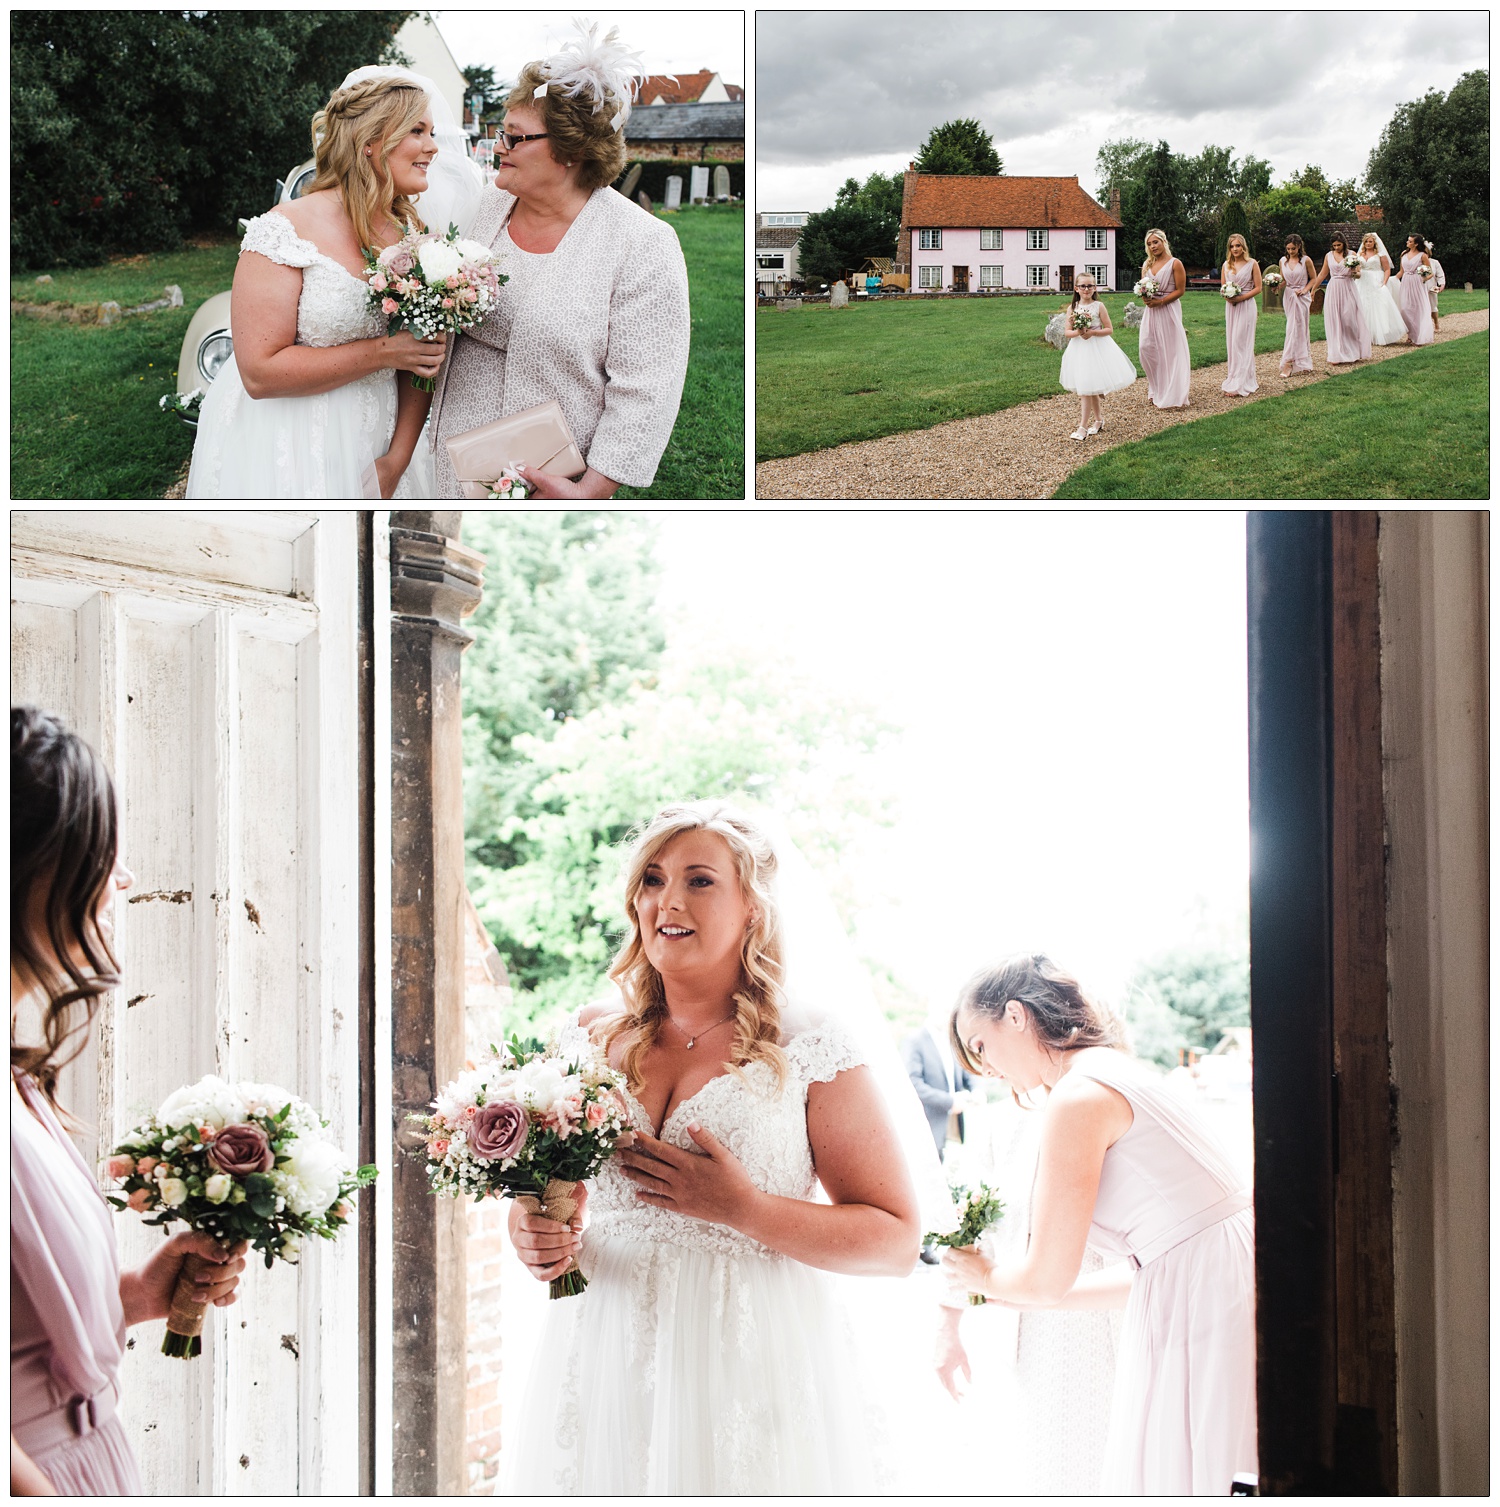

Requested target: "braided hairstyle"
[{"left": 307, "top": 77, "right": 430, "bottom": 250}]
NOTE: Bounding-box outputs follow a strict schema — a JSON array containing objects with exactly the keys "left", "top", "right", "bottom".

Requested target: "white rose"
[
  {"left": 416, "top": 240, "right": 462, "bottom": 283},
  {"left": 452, "top": 237, "right": 492, "bottom": 264},
  {"left": 160, "top": 1178, "right": 189, "bottom": 1207},
  {"left": 204, "top": 1173, "right": 232, "bottom": 1204},
  {"left": 279, "top": 1137, "right": 348, "bottom": 1215},
  {"left": 515, "top": 1060, "right": 568, "bottom": 1113},
  {"left": 280, "top": 1232, "right": 302, "bottom": 1265}
]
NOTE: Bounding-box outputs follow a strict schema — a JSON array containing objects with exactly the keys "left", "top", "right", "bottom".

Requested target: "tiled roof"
[
  {"left": 624, "top": 101, "right": 744, "bottom": 141},
  {"left": 725, "top": 84, "right": 745, "bottom": 102},
  {"left": 639, "top": 71, "right": 715, "bottom": 105},
  {"left": 905, "top": 175, "right": 1121, "bottom": 230},
  {"left": 1355, "top": 204, "right": 1385, "bottom": 221},
  {"left": 756, "top": 227, "right": 802, "bottom": 249}
]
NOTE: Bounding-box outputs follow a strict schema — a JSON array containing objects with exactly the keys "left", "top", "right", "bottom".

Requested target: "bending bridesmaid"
[
  {"left": 1309, "top": 233, "right": 1370, "bottom": 366},
  {"left": 1137, "top": 229, "right": 1191, "bottom": 408},
  {"left": 1277, "top": 235, "right": 1315, "bottom": 377},
  {"left": 1395, "top": 233, "right": 1435, "bottom": 345},
  {"left": 1220, "top": 233, "right": 1262, "bottom": 397}
]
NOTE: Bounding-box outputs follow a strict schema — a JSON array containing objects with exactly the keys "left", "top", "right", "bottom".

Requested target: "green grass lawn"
[
  {"left": 1053, "top": 330, "right": 1489, "bottom": 500},
  {"left": 755, "top": 287, "right": 1490, "bottom": 460},
  {"left": 11, "top": 205, "right": 743, "bottom": 500}
]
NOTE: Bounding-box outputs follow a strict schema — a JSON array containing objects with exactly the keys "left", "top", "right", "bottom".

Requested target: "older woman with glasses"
[{"left": 428, "top": 22, "right": 691, "bottom": 499}]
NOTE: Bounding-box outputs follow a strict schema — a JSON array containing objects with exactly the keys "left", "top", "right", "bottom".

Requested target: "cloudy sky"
[
  {"left": 757, "top": 11, "right": 1488, "bottom": 213},
  {"left": 432, "top": 11, "right": 744, "bottom": 88}
]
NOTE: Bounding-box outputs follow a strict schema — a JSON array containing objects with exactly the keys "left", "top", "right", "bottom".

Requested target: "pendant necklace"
[{"left": 669, "top": 1014, "right": 736, "bottom": 1050}]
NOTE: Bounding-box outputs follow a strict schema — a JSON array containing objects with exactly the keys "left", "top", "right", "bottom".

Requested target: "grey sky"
[{"left": 756, "top": 11, "right": 1488, "bottom": 212}]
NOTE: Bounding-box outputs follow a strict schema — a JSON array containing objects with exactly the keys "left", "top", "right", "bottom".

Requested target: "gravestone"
[
  {"left": 636, "top": 189, "right": 653, "bottom": 215},
  {"left": 829, "top": 280, "right": 850, "bottom": 309},
  {"left": 713, "top": 164, "right": 731, "bottom": 201},
  {"left": 776, "top": 298, "right": 802, "bottom": 311},
  {"left": 664, "top": 175, "right": 682, "bottom": 210},
  {"left": 690, "top": 165, "right": 709, "bottom": 203},
  {"left": 619, "top": 162, "right": 642, "bottom": 200}
]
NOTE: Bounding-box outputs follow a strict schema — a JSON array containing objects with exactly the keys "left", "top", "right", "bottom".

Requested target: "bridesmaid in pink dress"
[
  {"left": 943, "top": 954, "right": 1256, "bottom": 1496},
  {"left": 11, "top": 708, "right": 246, "bottom": 1496},
  {"left": 1137, "top": 228, "right": 1191, "bottom": 408},
  {"left": 1277, "top": 235, "right": 1316, "bottom": 376},
  {"left": 1220, "top": 233, "right": 1262, "bottom": 396},
  {"left": 1395, "top": 233, "right": 1435, "bottom": 345},
  {"left": 1308, "top": 233, "right": 1370, "bottom": 364}
]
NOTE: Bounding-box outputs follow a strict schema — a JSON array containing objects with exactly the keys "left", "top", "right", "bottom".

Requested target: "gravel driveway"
[{"left": 755, "top": 309, "right": 1489, "bottom": 501}]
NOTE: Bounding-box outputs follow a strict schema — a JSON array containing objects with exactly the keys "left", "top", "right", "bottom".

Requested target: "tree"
[
  {"left": 798, "top": 202, "right": 899, "bottom": 285},
  {"left": 1258, "top": 185, "right": 1329, "bottom": 257},
  {"left": 834, "top": 170, "right": 904, "bottom": 224},
  {"left": 1123, "top": 941, "right": 1249, "bottom": 1070},
  {"left": 462, "top": 64, "right": 510, "bottom": 124},
  {"left": 11, "top": 11, "right": 412, "bottom": 266},
  {"left": 1214, "top": 198, "right": 1251, "bottom": 270},
  {"left": 1365, "top": 69, "right": 1489, "bottom": 286},
  {"left": 1095, "top": 136, "right": 1153, "bottom": 204},
  {"left": 1324, "top": 176, "right": 1364, "bottom": 223},
  {"left": 915, "top": 118, "right": 1003, "bottom": 176},
  {"left": 1139, "top": 141, "right": 1183, "bottom": 247},
  {"left": 1233, "top": 154, "right": 1272, "bottom": 200}
]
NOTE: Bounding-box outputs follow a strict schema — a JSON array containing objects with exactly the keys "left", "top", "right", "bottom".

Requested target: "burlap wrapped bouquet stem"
[
  {"left": 515, "top": 1178, "right": 586, "bottom": 1298},
  {"left": 162, "top": 1252, "right": 212, "bottom": 1357}
]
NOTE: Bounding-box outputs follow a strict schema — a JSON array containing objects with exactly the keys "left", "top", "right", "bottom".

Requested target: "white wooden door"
[{"left": 10, "top": 510, "right": 363, "bottom": 1494}]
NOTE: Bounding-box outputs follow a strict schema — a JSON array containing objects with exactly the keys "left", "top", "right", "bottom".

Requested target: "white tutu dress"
[
  {"left": 1059, "top": 301, "right": 1139, "bottom": 395},
  {"left": 1354, "top": 254, "right": 1410, "bottom": 345},
  {"left": 186, "top": 212, "right": 432, "bottom": 499},
  {"left": 505, "top": 1018, "right": 895, "bottom": 1494}
]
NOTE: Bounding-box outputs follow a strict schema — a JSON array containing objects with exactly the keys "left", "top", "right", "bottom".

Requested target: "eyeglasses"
[{"left": 497, "top": 127, "right": 549, "bottom": 150}]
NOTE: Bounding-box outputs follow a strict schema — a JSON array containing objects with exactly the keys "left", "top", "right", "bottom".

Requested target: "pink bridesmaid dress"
[
  {"left": 1279, "top": 256, "right": 1314, "bottom": 372},
  {"left": 11, "top": 1069, "right": 143, "bottom": 1494},
  {"left": 1322, "top": 254, "right": 1371, "bottom": 363},
  {"left": 1398, "top": 252, "right": 1435, "bottom": 344},
  {"left": 1138, "top": 261, "right": 1191, "bottom": 408},
  {"left": 1065, "top": 1048, "right": 1257, "bottom": 1495},
  {"left": 1221, "top": 259, "right": 1260, "bottom": 396}
]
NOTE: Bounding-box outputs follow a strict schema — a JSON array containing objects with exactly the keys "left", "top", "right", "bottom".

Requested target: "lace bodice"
[
  {"left": 239, "top": 213, "right": 388, "bottom": 366},
  {"left": 583, "top": 1021, "right": 864, "bottom": 1265}
]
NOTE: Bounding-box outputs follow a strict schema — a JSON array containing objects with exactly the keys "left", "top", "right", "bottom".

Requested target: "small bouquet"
[
  {"left": 411, "top": 1028, "right": 633, "bottom": 1298},
  {"left": 1417, "top": 263, "right": 1435, "bottom": 282},
  {"left": 107, "top": 1076, "right": 376, "bottom": 1357},
  {"left": 1220, "top": 281, "right": 1242, "bottom": 300},
  {"left": 365, "top": 222, "right": 506, "bottom": 391},
  {"left": 1070, "top": 308, "right": 1095, "bottom": 332},
  {"left": 924, "top": 1181, "right": 1006, "bottom": 1305},
  {"left": 1263, "top": 270, "right": 1284, "bottom": 288},
  {"left": 159, "top": 389, "right": 205, "bottom": 424},
  {"left": 484, "top": 468, "right": 532, "bottom": 501},
  {"left": 1133, "top": 274, "right": 1160, "bottom": 299},
  {"left": 1344, "top": 252, "right": 1363, "bottom": 276}
]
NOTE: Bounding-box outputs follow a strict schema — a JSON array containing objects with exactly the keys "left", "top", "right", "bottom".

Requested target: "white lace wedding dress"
[
  {"left": 506, "top": 1018, "right": 894, "bottom": 1494},
  {"left": 185, "top": 212, "right": 432, "bottom": 499}
]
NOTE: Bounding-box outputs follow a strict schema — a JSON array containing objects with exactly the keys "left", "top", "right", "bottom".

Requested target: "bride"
[
  {"left": 504, "top": 801, "right": 946, "bottom": 1493},
  {"left": 186, "top": 68, "right": 481, "bottom": 499},
  {"left": 1353, "top": 231, "right": 1410, "bottom": 346}
]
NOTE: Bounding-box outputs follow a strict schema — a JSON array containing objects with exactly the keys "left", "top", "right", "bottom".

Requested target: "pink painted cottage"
[{"left": 897, "top": 170, "right": 1122, "bottom": 292}]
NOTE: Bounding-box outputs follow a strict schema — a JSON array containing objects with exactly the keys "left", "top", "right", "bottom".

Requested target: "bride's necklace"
[{"left": 663, "top": 1012, "right": 737, "bottom": 1050}]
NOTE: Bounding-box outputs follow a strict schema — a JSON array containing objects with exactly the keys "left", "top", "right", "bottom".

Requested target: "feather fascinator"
[{"left": 531, "top": 17, "right": 660, "bottom": 132}]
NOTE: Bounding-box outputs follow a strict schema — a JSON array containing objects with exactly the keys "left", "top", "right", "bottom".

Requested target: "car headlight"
[
  {"left": 288, "top": 168, "right": 316, "bottom": 201},
  {"left": 197, "top": 330, "right": 233, "bottom": 384}
]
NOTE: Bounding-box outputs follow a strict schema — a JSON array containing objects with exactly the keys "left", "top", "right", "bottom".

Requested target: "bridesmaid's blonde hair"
[
  {"left": 1144, "top": 227, "right": 1173, "bottom": 258},
  {"left": 600, "top": 802, "right": 788, "bottom": 1094},
  {"left": 1226, "top": 233, "right": 1249, "bottom": 262}
]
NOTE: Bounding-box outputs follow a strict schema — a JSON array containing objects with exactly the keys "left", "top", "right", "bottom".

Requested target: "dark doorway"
[
  {"left": 951, "top": 265, "right": 969, "bottom": 292},
  {"left": 1059, "top": 265, "right": 1075, "bottom": 291}
]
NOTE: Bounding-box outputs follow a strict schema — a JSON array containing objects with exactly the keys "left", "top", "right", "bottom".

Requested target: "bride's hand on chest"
[{"left": 616, "top": 1124, "right": 758, "bottom": 1226}]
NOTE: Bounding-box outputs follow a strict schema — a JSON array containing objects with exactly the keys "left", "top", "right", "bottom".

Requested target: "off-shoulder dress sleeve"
[
  {"left": 784, "top": 1018, "right": 867, "bottom": 1086},
  {"left": 239, "top": 212, "right": 320, "bottom": 269}
]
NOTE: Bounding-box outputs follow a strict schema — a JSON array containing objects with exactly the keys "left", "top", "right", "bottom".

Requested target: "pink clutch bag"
[{"left": 443, "top": 400, "right": 586, "bottom": 499}]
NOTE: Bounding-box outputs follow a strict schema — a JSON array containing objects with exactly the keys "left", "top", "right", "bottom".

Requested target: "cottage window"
[
  {"left": 1085, "top": 264, "right": 1109, "bottom": 288},
  {"left": 765, "top": 213, "right": 806, "bottom": 227},
  {"left": 979, "top": 264, "right": 1004, "bottom": 288},
  {"left": 1027, "top": 264, "right": 1050, "bottom": 288},
  {"left": 1026, "top": 229, "right": 1049, "bottom": 251},
  {"left": 918, "top": 229, "right": 943, "bottom": 251},
  {"left": 1085, "top": 228, "right": 1107, "bottom": 250},
  {"left": 980, "top": 228, "right": 1003, "bottom": 250},
  {"left": 757, "top": 254, "right": 785, "bottom": 269},
  {"left": 918, "top": 264, "right": 942, "bottom": 289}
]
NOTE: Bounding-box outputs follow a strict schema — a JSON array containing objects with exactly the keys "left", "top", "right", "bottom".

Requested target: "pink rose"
[
  {"left": 107, "top": 1154, "right": 136, "bottom": 1179},
  {"left": 462, "top": 288, "right": 478, "bottom": 303},
  {"left": 207, "top": 1121, "right": 273, "bottom": 1178},
  {"left": 127, "top": 1188, "right": 154, "bottom": 1212},
  {"left": 382, "top": 297, "right": 399, "bottom": 315},
  {"left": 469, "top": 1101, "right": 528, "bottom": 1161},
  {"left": 445, "top": 275, "right": 460, "bottom": 289},
  {"left": 463, "top": 1105, "right": 477, "bottom": 1120},
  {"left": 441, "top": 297, "right": 454, "bottom": 308},
  {"left": 585, "top": 1101, "right": 606, "bottom": 1130},
  {"left": 389, "top": 251, "right": 415, "bottom": 277},
  {"left": 371, "top": 272, "right": 388, "bottom": 292},
  {"left": 429, "top": 1138, "right": 450, "bottom": 1158},
  {"left": 135, "top": 1156, "right": 158, "bottom": 1176}
]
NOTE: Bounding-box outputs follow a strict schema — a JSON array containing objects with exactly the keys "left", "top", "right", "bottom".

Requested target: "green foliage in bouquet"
[{"left": 924, "top": 1181, "right": 1006, "bottom": 1305}]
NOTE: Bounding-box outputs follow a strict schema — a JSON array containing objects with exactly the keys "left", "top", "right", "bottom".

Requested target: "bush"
[{"left": 614, "top": 159, "right": 744, "bottom": 205}]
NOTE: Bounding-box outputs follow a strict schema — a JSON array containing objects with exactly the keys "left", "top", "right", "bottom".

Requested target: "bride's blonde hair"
[
  {"left": 600, "top": 802, "right": 788, "bottom": 1094},
  {"left": 307, "top": 77, "right": 428, "bottom": 251}
]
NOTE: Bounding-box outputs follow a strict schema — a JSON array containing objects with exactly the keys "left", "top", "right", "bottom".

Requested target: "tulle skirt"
[
  {"left": 1354, "top": 273, "right": 1409, "bottom": 345},
  {"left": 1060, "top": 333, "right": 1139, "bottom": 395},
  {"left": 186, "top": 356, "right": 433, "bottom": 499},
  {"left": 505, "top": 1233, "right": 892, "bottom": 1495},
  {"left": 28, "top": 1417, "right": 142, "bottom": 1495}
]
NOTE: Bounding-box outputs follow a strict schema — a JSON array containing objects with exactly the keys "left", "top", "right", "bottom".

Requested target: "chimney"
[
  {"left": 1110, "top": 186, "right": 1121, "bottom": 221},
  {"left": 897, "top": 166, "right": 917, "bottom": 273}
]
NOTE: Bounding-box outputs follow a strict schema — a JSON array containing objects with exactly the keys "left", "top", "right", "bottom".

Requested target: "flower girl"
[{"left": 1059, "top": 275, "right": 1138, "bottom": 439}]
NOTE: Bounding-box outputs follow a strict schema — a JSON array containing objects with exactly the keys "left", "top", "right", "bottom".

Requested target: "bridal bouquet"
[
  {"left": 925, "top": 1181, "right": 1006, "bottom": 1305},
  {"left": 1344, "top": 252, "right": 1363, "bottom": 276},
  {"left": 411, "top": 1028, "right": 633, "bottom": 1298},
  {"left": 107, "top": 1076, "right": 376, "bottom": 1357},
  {"left": 364, "top": 222, "right": 506, "bottom": 391},
  {"left": 1070, "top": 308, "right": 1095, "bottom": 332},
  {"left": 1132, "top": 274, "right": 1160, "bottom": 299},
  {"left": 1220, "top": 281, "right": 1242, "bottom": 300},
  {"left": 158, "top": 389, "right": 205, "bottom": 424}
]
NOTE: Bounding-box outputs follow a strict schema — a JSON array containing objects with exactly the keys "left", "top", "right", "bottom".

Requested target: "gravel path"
[{"left": 755, "top": 309, "right": 1489, "bottom": 500}]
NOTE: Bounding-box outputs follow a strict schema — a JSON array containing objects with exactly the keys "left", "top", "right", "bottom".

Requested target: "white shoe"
[
  {"left": 1071, "top": 428, "right": 1087, "bottom": 441},
  {"left": 1086, "top": 422, "right": 1101, "bottom": 436}
]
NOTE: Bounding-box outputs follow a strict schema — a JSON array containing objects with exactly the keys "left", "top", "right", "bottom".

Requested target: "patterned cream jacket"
[{"left": 428, "top": 183, "right": 691, "bottom": 495}]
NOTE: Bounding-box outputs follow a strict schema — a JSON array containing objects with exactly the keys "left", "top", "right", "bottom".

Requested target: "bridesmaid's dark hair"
[
  {"left": 1283, "top": 233, "right": 1306, "bottom": 260},
  {"left": 949, "top": 951, "right": 1126, "bottom": 1080},
  {"left": 1329, "top": 232, "right": 1349, "bottom": 256},
  {"left": 11, "top": 707, "right": 122, "bottom": 1110}
]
